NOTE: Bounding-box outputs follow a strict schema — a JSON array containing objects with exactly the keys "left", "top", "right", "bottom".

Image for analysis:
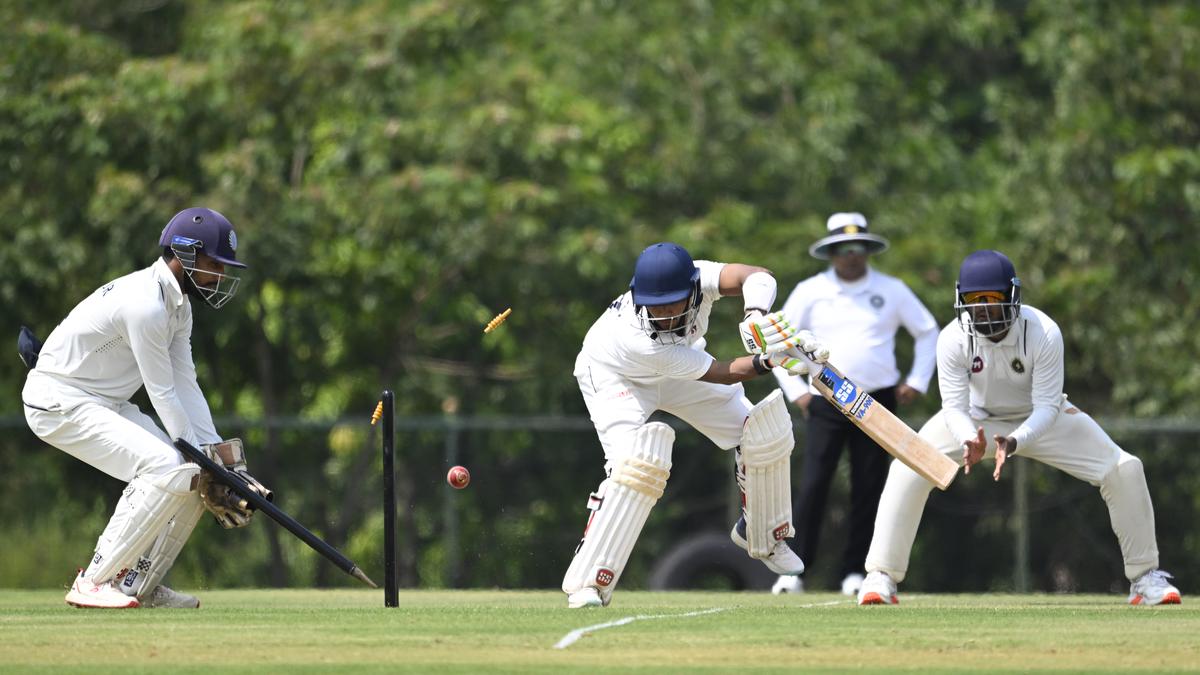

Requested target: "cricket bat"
[{"left": 811, "top": 362, "right": 958, "bottom": 490}]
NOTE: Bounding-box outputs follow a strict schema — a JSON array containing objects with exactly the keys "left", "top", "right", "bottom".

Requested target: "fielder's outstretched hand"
[
  {"left": 961, "top": 427, "right": 987, "bottom": 475},
  {"left": 992, "top": 435, "right": 1017, "bottom": 481}
]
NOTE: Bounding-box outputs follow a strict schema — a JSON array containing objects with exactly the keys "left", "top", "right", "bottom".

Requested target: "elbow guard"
[{"left": 742, "top": 271, "right": 777, "bottom": 316}]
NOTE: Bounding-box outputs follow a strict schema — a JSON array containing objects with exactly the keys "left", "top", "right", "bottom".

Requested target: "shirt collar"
[
  {"left": 825, "top": 266, "right": 873, "bottom": 293},
  {"left": 152, "top": 257, "right": 186, "bottom": 308}
]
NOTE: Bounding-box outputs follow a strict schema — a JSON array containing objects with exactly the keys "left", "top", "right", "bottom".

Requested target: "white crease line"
[
  {"left": 553, "top": 598, "right": 862, "bottom": 649},
  {"left": 794, "top": 599, "right": 850, "bottom": 608},
  {"left": 554, "top": 607, "right": 728, "bottom": 649}
]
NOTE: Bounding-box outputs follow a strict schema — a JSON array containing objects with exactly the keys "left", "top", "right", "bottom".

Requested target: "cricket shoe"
[
  {"left": 142, "top": 584, "right": 200, "bottom": 609},
  {"left": 841, "top": 572, "right": 865, "bottom": 597},
  {"left": 1128, "top": 569, "right": 1181, "bottom": 606},
  {"left": 566, "top": 586, "right": 606, "bottom": 609},
  {"left": 730, "top": 517, "right": 805, "bottom": 575},
  {"left": 771, "top": 575, "right": 804, "bottom": 595},
  {"left": 65, "top": 570, "right": 140, "bottom": 609},
  {"left": 857, "top": 571, "right": 898, "bottom": 605}
]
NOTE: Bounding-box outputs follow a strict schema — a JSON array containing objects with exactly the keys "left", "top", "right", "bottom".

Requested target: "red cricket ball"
[{"left": 447, "top": 465, "right": 471, "bottom": 489}]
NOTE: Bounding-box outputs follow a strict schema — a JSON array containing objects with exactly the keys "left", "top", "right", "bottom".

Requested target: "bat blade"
[{"left": 812, "top": 364, "right": 958, "bottom": 490}]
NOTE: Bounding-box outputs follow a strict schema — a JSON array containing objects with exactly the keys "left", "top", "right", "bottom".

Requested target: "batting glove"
[{"left": 738, "top": 311, "right": 801, "bottom": 355}]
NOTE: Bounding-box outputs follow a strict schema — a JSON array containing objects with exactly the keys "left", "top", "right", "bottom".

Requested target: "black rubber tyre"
[{"left": 648, "top": 531, "right": 777, "bottom": 591}]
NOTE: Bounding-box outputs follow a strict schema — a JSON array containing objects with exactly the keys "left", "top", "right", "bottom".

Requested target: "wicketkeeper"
[
  {"left": 20, "top": 208, "right": 268, "bottom": 608},
  {"left": 562, "top": 242, "right": 830, "bottom": 608}
]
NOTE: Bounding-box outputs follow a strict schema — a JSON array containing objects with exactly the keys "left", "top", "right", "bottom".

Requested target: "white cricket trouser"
[
  {"left": 24, "top": 371, "right": 188, "bottom": 576},
  {"left": 24, "top": 375, "right": 184, "bottom": 481},
  {"left": 576, "top": 358, "right": 751, "bottom": 462},
  {"left": 866, "top": 400, "right": 1160, "bottom": 583}
]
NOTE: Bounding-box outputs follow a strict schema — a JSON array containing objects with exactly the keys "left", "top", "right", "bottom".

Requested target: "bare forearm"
[{"left": 699, "top": 355, "right": 762, "bottom": 385}]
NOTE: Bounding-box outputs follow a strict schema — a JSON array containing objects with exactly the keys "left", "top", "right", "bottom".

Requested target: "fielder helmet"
[{"left": 955, "top": 250, "right": 1021, "bottom": 337}]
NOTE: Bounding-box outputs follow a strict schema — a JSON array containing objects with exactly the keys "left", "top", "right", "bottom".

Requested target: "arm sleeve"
[
  {"left": 123, "top": 303, "right": 199, "bottom": 447},
  {"left": 936, "top": 329, "right": 977, "bottom": 445},
  {"left": 1009, "top": 324, "right": 1065, "bottom": 447},
  {"left": 899, "top": 285, "right": 939, "bottom": 393},
  {"left": 169, "top": 311, "right": 222, "bottom": 445},
  {"left": 696, "top": 260, "right": 726, "bottom": 301},
  {"left": 634, "top": 344, "right": 715, "bottom": 380}
]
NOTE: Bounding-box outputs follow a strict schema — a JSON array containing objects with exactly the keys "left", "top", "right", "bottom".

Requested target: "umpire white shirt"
[
  {"left": 22, "top": 258, "right": 220, "bottom": 447},
  {"left": 773, "top": 267, "right": 938, "bottom": 401}
]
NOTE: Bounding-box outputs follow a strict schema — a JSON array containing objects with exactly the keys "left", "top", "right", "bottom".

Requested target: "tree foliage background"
[{"left": 1, "top": 0, "right": 1197, "bottom": 593}]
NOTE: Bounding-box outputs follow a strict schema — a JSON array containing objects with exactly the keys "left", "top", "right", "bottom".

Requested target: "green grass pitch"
[{"left": 1, "top": 589, "right": 1195, "bottom": 672}]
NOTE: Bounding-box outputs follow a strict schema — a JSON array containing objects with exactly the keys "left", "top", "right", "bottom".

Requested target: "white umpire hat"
[{"left": 808, "top": 212, "right": 890, "bottom": 260}]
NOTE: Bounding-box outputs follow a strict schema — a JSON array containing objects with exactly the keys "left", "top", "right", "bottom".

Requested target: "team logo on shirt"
[
  {"left": 870, "top": 294, "right": 885, "bottom": 309},
  {"left": 1011, "top": 358, "right": 1025, "bottom": 374},
  {"left": 971, "top": 356, "right": 984, "bottom": 373}
]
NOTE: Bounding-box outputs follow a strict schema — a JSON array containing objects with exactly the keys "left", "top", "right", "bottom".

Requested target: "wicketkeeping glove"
[
  {"left": 198, "top": 438, "right": 273, "bottom": 529},
  {"left": 738, "top": 311, "right": 802, "bottom": 355}
]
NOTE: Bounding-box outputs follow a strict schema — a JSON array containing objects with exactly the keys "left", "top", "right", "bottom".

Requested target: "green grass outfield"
[{"left": 1, "top": 589, "right": 1196, "bottom": 673}]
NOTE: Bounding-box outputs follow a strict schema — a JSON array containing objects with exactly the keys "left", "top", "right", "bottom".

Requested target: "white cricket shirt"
[
  {"left": 24, "top": 258, "right": 221, "bottom": 447},
  {"left": 936, "top": 305, "right": 1065, "bottom": 447},
  {"left": 772, "top": 267, "right": 938, "bottom": 401},
  {"left": 575, "top": 260, "right": 725, "bottom": 383}
]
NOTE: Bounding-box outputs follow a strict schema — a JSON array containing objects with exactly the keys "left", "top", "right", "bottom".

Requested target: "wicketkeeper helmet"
[{"left": 159, "top": 207, "right": 246, "bottom": 309}]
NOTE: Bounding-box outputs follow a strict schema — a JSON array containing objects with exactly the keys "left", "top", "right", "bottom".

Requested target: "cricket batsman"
[
  {"left": 857, "top": 250, "right": 1182, "bottom": 606},
  {"left": 20, "top": 207, "right": 264, "bottom": 608},
  {"left": 562, "top": 242, "right": 830, "bottom": 608}
]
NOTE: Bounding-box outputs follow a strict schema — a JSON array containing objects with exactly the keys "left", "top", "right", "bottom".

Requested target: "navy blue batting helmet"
[{"left": 629, "top": 242, "right": 700, "bottom": 306}]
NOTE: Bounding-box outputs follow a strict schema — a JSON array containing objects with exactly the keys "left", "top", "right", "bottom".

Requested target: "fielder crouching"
[
  {"left": 562, "top": 242, "right": 830, "bottom": 608},
  {"left": 20, "top": 208, "right": 261, "bottom": 609},
  {"left": 858, "top": 250, "right": 1182, "bottom": 606}
]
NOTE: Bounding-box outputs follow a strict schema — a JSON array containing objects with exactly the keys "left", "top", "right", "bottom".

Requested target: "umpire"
[{"left": 770, "top": 213, "right": 938, "bottom": 595}]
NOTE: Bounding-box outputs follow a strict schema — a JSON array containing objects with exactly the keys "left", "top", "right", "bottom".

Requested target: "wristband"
[{"left": 752, "top": 354, "right": 770, "bottom": 375}]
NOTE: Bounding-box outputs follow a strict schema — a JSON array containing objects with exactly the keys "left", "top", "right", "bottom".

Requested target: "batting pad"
[
  {"left": 86, "top": 463, "right": 202, "bottom": 584},
  {"left": 562, "top": 422, "right": 674, "bottom": 601},
  {"left": 739, "top": 390, "right": 795, "bottom": 559},
  {"left": 120, "top": 491, "right": 205, "bottom": 598}
]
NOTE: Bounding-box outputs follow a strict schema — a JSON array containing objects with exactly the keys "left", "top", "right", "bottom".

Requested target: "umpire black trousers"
[{"left": 792, "top": 386, "right": 898, "bottom": 581}]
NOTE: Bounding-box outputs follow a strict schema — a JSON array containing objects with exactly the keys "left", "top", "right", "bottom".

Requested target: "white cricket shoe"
[
  {"left": 65, "top": 571, "right": 140, "bottom": 609},
  {"left": 142, "top": 584, "right": 200, "bottom": 609},
  {"left": 567, "top": 587, "right": 605, "bottom": 609},
  {"left": 729, "top": 518, "right": 805, "bottom": 576},
  {"left": 771, "top": 575, "right": 804, "bottom": 595},
  {"left": 841, "top": 572, "right": 865, "bottom": 596},
  {"left": 857, "top": 571, "right": 898, "bottom": 605},
  {"left": 1128, "top": 569, "right": 1182, "bottom": 606}
]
